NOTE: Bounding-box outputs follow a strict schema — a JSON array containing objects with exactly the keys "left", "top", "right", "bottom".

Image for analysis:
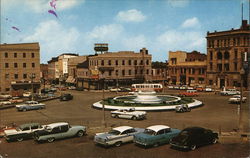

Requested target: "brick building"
[
  {"left": 47, "top": 57, "right": 59, "bottom": 84},
  {"left": 168, "top": 50, "right": 207, "bottom": 86},
  {"left": 0, "top": 43, "right": 40, "bottom": 95},
  {"left": 206, "top": 20, "right": 250, "bottom": 89},
  {"left": 76, "top": 48, "right": 152, "bottom": 90}
]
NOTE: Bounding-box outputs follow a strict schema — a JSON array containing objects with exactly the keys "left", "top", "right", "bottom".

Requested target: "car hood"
[{"left": 4, "top": 129, "right": 18, "bottom": 135}]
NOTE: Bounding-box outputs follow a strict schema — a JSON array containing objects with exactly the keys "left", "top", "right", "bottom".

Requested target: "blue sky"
[{"left": 1, "top": 0, "right": 249, "bottom": 63}]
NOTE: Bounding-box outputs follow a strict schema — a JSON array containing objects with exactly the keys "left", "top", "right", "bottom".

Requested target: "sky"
[{"left": 1, "top": 0, "right": 249, "bottom": 63}]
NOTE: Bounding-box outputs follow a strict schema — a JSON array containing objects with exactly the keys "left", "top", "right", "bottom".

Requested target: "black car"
[
  {"left": 170, "top": 127, "right": 218, "bottom": 150},
  {"left": 60, "top": 94, "right": 73, "bottom": 101}
]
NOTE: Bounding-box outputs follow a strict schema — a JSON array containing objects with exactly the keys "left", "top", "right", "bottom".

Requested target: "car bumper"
[{"left": 170, "top": 142, "right": 189, "bottom": 149}]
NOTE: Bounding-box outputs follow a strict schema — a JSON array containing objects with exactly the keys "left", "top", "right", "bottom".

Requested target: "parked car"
[
  {"left": 58, "top": 87, "right": 67, "bottom": 91},
  {"left": 4, "top": 123, "right": 44, "bottom": 142},
  {"left": 9, "top": 97, "right": 23, "bottom": 104},
  {"left": 220, "top": 89, "right": 240, "bottom": 95},
  {"left": 0, "top": 94, "right": 12, "bottom": 99},
  {"left": 41, "top": 88, "right": 51, "bottom": 94},
  {"left": 0, "top": 101, "right": 12, "bottom": 106},
  {"left": 228, "top": 95, "right": 247, "bottom": 103},
  {"left": 173, "top": 85, "right": 180, "bottom": 90},
  {"left": 60, "top": 93, "right": 73, "bottom": 101},
  {"left": 34, "top": 122, "right": 86, "bottom": 143},
  {"left": 179, "top": 90, "right": 198, "bottom": 97},
  {"left": 109, "top": 88, "right": 121, "bottom": 92},
  {"left": 119, "top": 87, "right": 131, "bottom": 92},
  {"left": 47, "top": 92, "right": 55, "bottom": 98},
  {"left": 179, "top": 85, "right": 188, "bottom": 90},
  {"left": 111, "top": 108, "right": 146, "bottom": 120},
  {"left": 23, "top": 92, "right": 32, "bottom": 97},
  {"left": 195, "top": 86, "right": 203, "bottom": 92},
  {"left": 94, "top": 126, "right": 144, "bottom": 147},
  {"left": 167, "top": 85, "right": 174, "bottom": 89},
  {"left": 16, "top": 101, "right": 45, "bottom": 112},
  {"left": 68, "top": 86, "right": 76, "bottom": 90},
  {"left": 187, "top": 86, "right": 194, "bottom": 90},
  {"left": 134, "top": 125, "right": 180, "bottom": 148},
  {"left": 175, "top": 104, "right": 191, "bottom": 113},
  {"left": 170, "top": 127, "right": 218, "bottom": 150},
  {"left": 204, "top": 86, "right": 213, "bottom": 92}
]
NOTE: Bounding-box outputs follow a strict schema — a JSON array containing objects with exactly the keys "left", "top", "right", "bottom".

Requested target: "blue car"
[{"left": 134, "top": 125, "right": 180, "bottom": 147}]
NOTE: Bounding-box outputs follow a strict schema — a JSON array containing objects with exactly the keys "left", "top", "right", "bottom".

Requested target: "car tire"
[
  {"left": 212, "top": 138, "right": 218, "bottom": 144},
  {"left": 76, "top": 130, "right": 85, "bottom": 137},
  {"left": 22, "top": 108, "right": 27, "bottom": 112},
  {"left": 114, "top": 141, "right": 122, "bottom": 147},
  {"left": 132, "top": 116, "right": 137, "bottom": 120},
  {"left": 180, "top": 109, "right": 184, "bottom": 113},
  {"left": 115, "top": 115, "right": 119, "bottom": 118},
  {"left": 190, "top": 145, "right": 196, "bottom": 150},
  {"left": 47, "top": 137, "right": 55, "bottom": 143},
  {"left": 17, "top": 137, "right": 24, "bottom": 142},
  {"left": 153, "top": 142, "right": 160, "bottom": 147}
]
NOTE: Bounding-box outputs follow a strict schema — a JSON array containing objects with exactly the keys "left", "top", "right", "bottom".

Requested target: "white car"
[
  {"left": 23, "top": 92, "right": 32, "bottom": 97},
  {"left": 109, "top": 88, "right": 121, "bottom": 92},
  {"left": 220, "top": 89, "right": 240, "bottom": 95},
  {"left": 111, "top": 108, "right": 146, "bottom": 120},
  {"left": 228, "top": 95, "right": 247, "bottom": 103},
  {"left": 16, "top": 101, "right": 45, "bottom": 111},
  {"left": 167, "top": 85, "right": 174, "bottom": 89},
  {"left": 0, "top": 101, "right": 12, "bottom": 106},
  {"left": 0, "top": 94, "right": 12, "bottom": 99},
  {"left": 205, "top": 87, "right": 213, "bottom": 92},
  {"left": 179, "top": 85, "right": 188, "bottom": 90},
  {"left": 94, "top": 126, "right": 144, "bottom": 147}
]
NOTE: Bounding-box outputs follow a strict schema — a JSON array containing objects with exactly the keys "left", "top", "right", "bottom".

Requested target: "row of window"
[
  {"left": 89, "top": 59, "right": 150, "bottom": 66},
  {"left": 208, "top": 37, "right": 250, "bottom": 48},
  {"left": 209, "top": 49, "right": 248, "bottom": 61},
  {"left": 209, "top": 63, "right": 237, "bottom": 71},
  {"left": 169, "top": 68, "right": 206, "bottom": 75},
  {"left": 4, "top": 63, "right": 36, "bottom": 68},
  {"left": 5, "top": 73, "right": 35, "bottom": 79},
  {"left": 4, "top": 52, "right": 36, "bottom": 58}
]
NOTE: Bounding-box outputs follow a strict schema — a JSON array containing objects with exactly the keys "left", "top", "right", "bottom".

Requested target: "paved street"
[{"left": 0, "top": 90, "right": 249, "bottom": 158}]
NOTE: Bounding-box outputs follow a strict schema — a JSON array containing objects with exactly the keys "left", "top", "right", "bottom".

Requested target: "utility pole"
[{"left": 238, "top": 68, "right": 245, "bottom": 132}]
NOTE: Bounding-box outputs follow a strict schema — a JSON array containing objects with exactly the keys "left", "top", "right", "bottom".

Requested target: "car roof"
[
  {"left": 182, "top": 127, "right": 206, "bottom": 132},
  {"left": 19, "top": 123, "right": 40, "bottom": 129},
  {"left": 113, "top": 126, "right": 133, "bottom": 132},
  {"left": 146, "top": 125, "right": 170, "bottom": 132},
  {"left": 46, "top": 122, "right": 68, "bottom": 128}
]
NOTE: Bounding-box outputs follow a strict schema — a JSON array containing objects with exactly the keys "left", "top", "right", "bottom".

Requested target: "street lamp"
[
  {"left": 238, "top": 68, "right": 245, "bottom": 132},
  {"left": 30, "top": 73, "right": 36, "bottom": 101}
]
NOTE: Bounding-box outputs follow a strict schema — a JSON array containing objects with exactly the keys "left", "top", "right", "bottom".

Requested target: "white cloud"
[
  {"left": 116, "top": 9, "right": 146, "bottom": 22},
  {"left": 122, "top": 35, "right": 148, "bottom": 51},
  {"left": 181, "top": 17, "right": 201, "bottom": 29},
  {"left": 85, "top": 24, "right": 124, "bottom": 42},
  {"left": 167, "top": 0, "right": 189, "bottom": 7},
  {"left": 23, "top": 20, "right": 81, "bottom": 62}
]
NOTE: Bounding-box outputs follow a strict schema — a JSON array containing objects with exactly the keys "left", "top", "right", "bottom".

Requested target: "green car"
[{"left": 134, "top": 125, "right": 180, "bottom": 147}]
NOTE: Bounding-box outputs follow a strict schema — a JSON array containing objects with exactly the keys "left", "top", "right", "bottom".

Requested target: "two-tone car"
[
  {"left": 94, "top": 126, "right": 144, "bottom": 147},
  {"left": 34, "top": 122, "right": 86, "bottom": 143},
  {"left": 111, "top": 108, "right": 146, "bottom": 120},
  {"left": 170, "top": 127, "right": 218, "bottom": 150},
  {"left": 16, "top": 101, "right": 45, "bottom": 112},
  {"left": 4, "top": 123, "right": 44, "bottom": 142},
  {"left": 134, "top": 125, "right": 181, "bottom": 147},
  {"left": 228, "top": 95, "right": 247, "bottom": 103}
]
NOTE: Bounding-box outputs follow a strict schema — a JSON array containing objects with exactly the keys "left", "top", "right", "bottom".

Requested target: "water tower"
[{"left": 94, "top": 43, "right": 108, "bottom": 54}]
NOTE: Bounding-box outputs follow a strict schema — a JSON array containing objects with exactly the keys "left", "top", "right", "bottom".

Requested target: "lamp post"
[
  {"left": 238, "top": 68, "right": 245, "bottom": 132},
  {"left": 30, "top": 73, "right": 36, "bottom": 101}
]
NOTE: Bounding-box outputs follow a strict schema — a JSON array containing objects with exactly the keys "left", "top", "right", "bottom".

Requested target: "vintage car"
[
  {"left": 179, "top": 90, "right": 198, "bottom": 97},
  {"left": 204, "top": 86, "right": 213, "bottom": 92},
  {"left": 134, "top": 125, "right": 181, "bottom": 147},
  {"left": 220, "top": 89, "right": 240, "bottom": 95},
  {"left": 0, "top": 94, "right": 12, "bottom": 99},
  {"left": 9, "top": 97, "right": 23, "bottom": 104},
  {"left": 94, "top": 126, "right": 144, "bottom": 147},
  {"left": 228, "top": 95, "right": 247, "bottom": 103},
  {"left": 23, "top": 92, "right": 32, "bottom": 98},
  {"left": 175, "top": 104, "right": 191, "bottom": 113},
  {"left": 170, "top": 127, "right": 218, "bottom": 150},
  {"left": 111, "top": 108, "right": 146, "bottom": 120},
  {"left": 0, "top": 101, "right": 12, "bottom": 106},
  {"left": 34, "top": 122, "right": 86, "bottom": 143},
  {"left": 4, "top": 123, "right": 44, "bottom": 142},
  {"left": 179, "top": 85, "right": 188, "bottom": 90},
  {"left": 195, "top": 86, "right": 203, "bottom": 92},
  {"left": 60, "top": 93, "right": 73, "bottom": 101},
  {"left": 16, "top": 101, "right": 45, "bottom": 112}
]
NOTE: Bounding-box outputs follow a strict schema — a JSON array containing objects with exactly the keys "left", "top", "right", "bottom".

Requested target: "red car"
[{"left": 179, "top": 90, "right": 199, "bottom": 97}]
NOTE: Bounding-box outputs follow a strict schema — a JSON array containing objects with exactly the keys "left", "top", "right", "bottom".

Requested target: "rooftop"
[
  {"left": 113, "top": 126, "right": 133, "bottom": 132},
  {"left": 146, "top": 125, "right": 170, "bottom": 132}
]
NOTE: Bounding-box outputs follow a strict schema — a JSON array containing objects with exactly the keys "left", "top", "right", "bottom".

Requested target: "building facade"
[
  {"left": 0, "top": 43, "right": 40, "bottom": 95},
  {"left": 48, "top": 57, "right": 59, "bottom": 84},
  {"left": 76, "top": 48, "right": 152, "bottom": 89},
  {"left": 206, "top": 20, "right": 250, "bottom": 89},
  {"left": 151, "top": 61, "right": 168, "bottom": 86},
  {"left": 168, "top": 51, "right": 207, "bottom": 86}
]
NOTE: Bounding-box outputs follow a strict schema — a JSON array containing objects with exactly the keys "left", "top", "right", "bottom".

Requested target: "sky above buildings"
[{"left": 1, "top": 0, "right": 249, "bottom": 63}]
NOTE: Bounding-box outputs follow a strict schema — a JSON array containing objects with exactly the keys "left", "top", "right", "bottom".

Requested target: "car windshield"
[
  {"left": 144, "top": 129, "right": 156, "bottom": 135},
  {"left": 44, "top": 126, "right": 52, "bottom": 131},
  {"left": 177, "top": 131, "right": 189, "bottom": 142},
  {"left": 108, "top": 130, "right": 121, "bottom": 135}
]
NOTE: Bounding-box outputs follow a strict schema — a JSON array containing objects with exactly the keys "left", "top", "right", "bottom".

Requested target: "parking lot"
[{"left": 0, "top": 90, "right": 249, "bottom": 158}]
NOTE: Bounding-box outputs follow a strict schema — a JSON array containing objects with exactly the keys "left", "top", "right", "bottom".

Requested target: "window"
[
  {"left": 101, "top": 60, "right": 104, "bottom": 66},
  {"left": 32, "top": 63, "right": 35, "bottom": 68},
  {"left": 146, "top": 69, "right": 149, "bottom": 74},
  {"left": 146, "top": 60, "right": 149, "bottom": 65},
  {"left": 128, "top": 70, "right": 131, "bottom": 75},
  {"left": 5, "top": 63, "right": 9, "bottom": 68},
  {"left": 135, "top": 69, "right": 137, "bottom": 74},
  {"left": 51, "top": 127, "right": 61, "bottom": 134},
  {"left": 23, "top": 63, "right": 26, "bottom": 68},
  {"left": 157, "top": 129, "right": 165, "bottom": 135},
  {"left": 115, "top": 60, "right": 118, "bottom": 65},
  {"left": 140, "top": 69, "right": 143, "bottom": 74},
  {"left": 115, "top": 70, "right": 119, "bottom": 76},
  {"left": 217, "top": 64, "right": 222, "bottom": 71},
  {"left": 23, "top": 53, "right": 26, "bottom": 58},
  {"left": 122, "top": 70, "right": 125, "bottom": 76},
  {"left": 134, "top": 60, "right": 137, "bottom": 65},
  {"left": 60, "top": 125, "right": 69, "bottom": 132},
  {"left": 122, "top": 60, "right": 125, "bottom": 65},
  {"left": 140, "top": 60, "right": 143, "bottom": 65},
  {"left": 109, "top": 70, "right": 112, "bottom": 76},
  {"left": 5, "top": 74, "right": 9, "bottom": 79},
  {"left": 108, "top": 60, "right": 111, "bottom": 65},
  {"left": 5, "top": 88, "right": 10, "bottom": 91},
  {"left": 234, "top": 63, "right": 237, "bottom": 71},
  {"left": 209, "top": 80, "right": 213, "bottom": 85},
  {"left": 31, "top": 125, "right": 39, "bottom": 130},
  {"left": 14, "top": 63, "right": 18, "bottom": 68},
  {"left": 31, "top": 53, "right": 35, "bottom": 58},
  {"left": 224, "top": 51, "right": 229, "bottom": 60},
  {"left": 23, "top": 74, "right": 27, "bottom": 79},
  {"left": 210, "top": 63, "right": 213, "bottom": 70},
  {"left": 210, "top": 51, "right": 213, "bottom": 60},
  {"left": 234, "top": 49, "right": 238, "bottom": 59},
  {"left": 224, "top": 64, "right": 229, "bottom": 71},
  {"left": 22, "top": 127, "right": 30, "bottom": 131},
  {"left": 5, "top": 52, "right": 8, "bottom": 58},
  {"left": 14, "top": 53, "right": 17, "bottom": 58},
  {"left": 217, "top": 52, "right": 222, "bottom": 59},
  {"left": 128, "top": 60, "right": 131, "bottom": 65},
  {"left": 14, "top": 74, "right": 18, "bottom": 79}
]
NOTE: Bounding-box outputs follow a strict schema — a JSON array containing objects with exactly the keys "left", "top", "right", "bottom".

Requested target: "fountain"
[{"left": 133, "top": 91, "right": 162, "bottom": 104}]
